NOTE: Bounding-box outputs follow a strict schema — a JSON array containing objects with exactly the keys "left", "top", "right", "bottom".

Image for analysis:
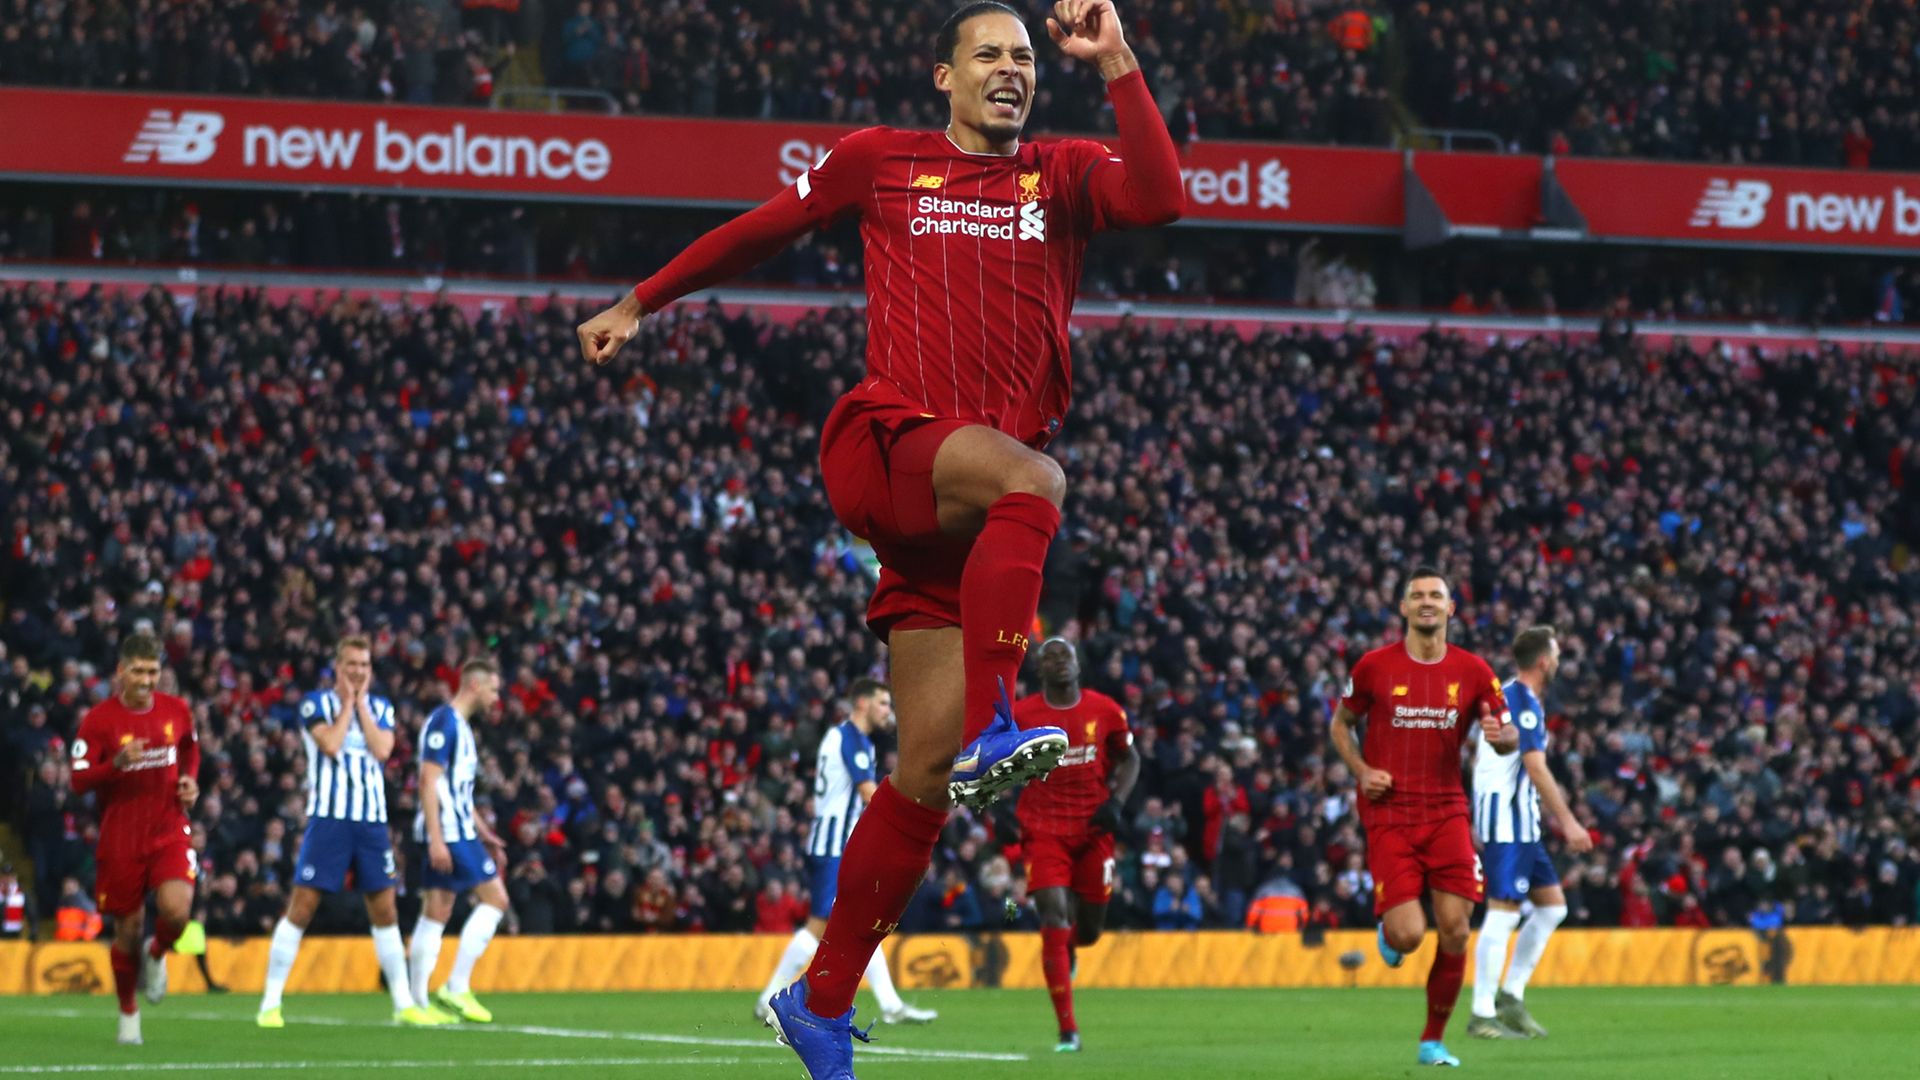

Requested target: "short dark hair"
[
  {"left": 1404, "top": 565, "right": 1448, "bottom": 594},
  {"left": 935, "top": 1, "right": 1022, "bottom": 64},
  {"left": 118, "top": 631, "right": 162, "bottom": 665},
  {"left": 848, "top": 677, "right": 889, "bottom": 705},
  {"left": 1513, "top": 625, "right": 1558, "bottom": 670}
]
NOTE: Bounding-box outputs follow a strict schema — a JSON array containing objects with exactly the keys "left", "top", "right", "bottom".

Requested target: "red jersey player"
[
  {"left": 1331, "top": 566, "right": 1517, "bottom": 1068},
  {"left": 1014, "top": 638, "right": 1136, "bottom": 1053},
  {"left": 68, "top": 631, "right": 200, "bottom": 1046},
  {"left": 577, "top": 2, "right": 1181, "bottom": 1074}
]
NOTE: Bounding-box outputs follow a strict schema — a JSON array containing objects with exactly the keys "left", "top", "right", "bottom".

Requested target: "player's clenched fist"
[
  {"left": 1360, "top": 766, "right": 1394, "bottom": 801},
  {"left": 1047, "top": 0, "right": 1126, "bottom": 61},
  {"left": 576, "top": 293, "right": 647, "bottom": 367}
]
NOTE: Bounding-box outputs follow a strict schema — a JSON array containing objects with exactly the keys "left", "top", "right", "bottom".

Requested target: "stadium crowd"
[
  {"left": 3, "top": 279, "right": 1919, "bottom": 942},
  {"left": 8, "top": 0, "right": 1920, "bottom": 170},
  {"left": 6, "top": 189, "right": 1920, "bottom": 326}
]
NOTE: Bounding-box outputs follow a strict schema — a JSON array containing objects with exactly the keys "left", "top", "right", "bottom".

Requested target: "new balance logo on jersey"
[
  {"left": 911, "top": 173, "right": 945, "bottom": 189},
  {"left": 1018, "top": 200, "right": 1047, "bottom": 241},
  {"left": 125, "top": 110, "right": 225, "bottom": 164},
  {"left": 1690, "top": 179, "right": 1771, "bottom": 228}
]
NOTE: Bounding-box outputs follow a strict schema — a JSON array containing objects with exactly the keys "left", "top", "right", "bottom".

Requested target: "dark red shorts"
[
  {"left": 1024, "top": 831, "right": 1115, "bottom": 906},
  {"left": 1365, "top": 816, "right": 1483, "bottom": 917},
  {"left": 819, "top": 380, "right": 974, "bottom": 642},
  {"left": 96, "top": 837, "right": 197, "bottom": 917}
]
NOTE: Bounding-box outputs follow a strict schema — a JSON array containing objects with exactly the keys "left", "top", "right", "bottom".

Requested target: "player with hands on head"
[
  {"left": 576, "top": 2, "right": 1182, "bottom": 1076},
  {"left": 257, "top": 636, "right": 440, "bottom": 1029}
]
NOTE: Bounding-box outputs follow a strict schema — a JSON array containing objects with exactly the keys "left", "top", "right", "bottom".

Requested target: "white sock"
[
  {"left": 863, "top": 946, "right": 904, "bottom": 1014},
  {"left": 260, "top": 918, "right": 304, "bottom": 1012},
  {"left": 409, "top": 917, "right": 446, "bottom": 1006},
  {"left": 1472, "top": 907, "right": 1522, "bottom": 1018},
  {"left": 1502, "top": 904, "right": 1567, "bottom": 1000},
  {"left": 445, "top": 904, "right": 504, "bottom": 996},
  {"left": 371, "top": 924, "right": 415, "bottom": 1011},
  {"left": 760, "top": 928, "right": 818, "bottom": 1006}
]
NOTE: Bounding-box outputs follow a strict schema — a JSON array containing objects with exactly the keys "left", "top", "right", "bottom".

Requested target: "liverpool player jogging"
[
  {"left": 1467, "top": 625, "right": 1591, "bottom": 1041},
  {"left": 1014, "top": 638, "right": 1136, "bottom": 1053},
  {"left": 68, "top": 632, "right": 200, "bottom": 1046},
  {"left": 257, "top": 635, "right": 440, "bottom": 1029},
  {"left": 576, "top": 2, "right": 1181, "bottom": 1075},
  {"left": 1330, "top": 567, "right": 1518, "bottom": 1068}
]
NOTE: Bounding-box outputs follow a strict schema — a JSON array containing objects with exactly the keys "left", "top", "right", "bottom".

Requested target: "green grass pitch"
[{"left": 1, "top": 985, "right": 1913, "bottom": 1078}]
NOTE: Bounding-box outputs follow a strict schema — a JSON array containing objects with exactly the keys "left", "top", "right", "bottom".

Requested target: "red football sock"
[
  {"left": 1422, "top": 946, "right": 1467, "bottom": 1041},
  {"left": 959, "top": 493, "right": 1060, "bottom": 744},
  {"left": 1041, "top": 926, "right": 1077, "bottom": 1036},
  {"left": 149, "top": 917, "right": 184, "bottom": 958},
  {"left": 110, "top": 945, "right": 138, "bottom": 1016},
  {"left": 804, "top": 780, "right": 947, "bottom": 1018}
]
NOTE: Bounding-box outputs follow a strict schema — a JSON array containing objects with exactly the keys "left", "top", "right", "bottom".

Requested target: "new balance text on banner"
[
  {"left": 0, "top": 88, "right": 1401, "bottom": 229},
  {"left": 1555, "top": 158, "right": 1920, "bottom": 250},
  {"left": 8, "top": 88, "right": 1920, "bottom": 249}
]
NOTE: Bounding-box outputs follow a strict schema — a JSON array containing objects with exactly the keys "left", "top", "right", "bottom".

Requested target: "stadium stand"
[
  {"left": 6, "top": 1, "right": 1918, "bottom": 170},
  {"left": 3, "top": 281, "right": 1917, "bottom": 937}
]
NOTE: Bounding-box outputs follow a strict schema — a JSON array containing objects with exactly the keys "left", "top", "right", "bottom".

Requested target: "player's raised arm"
[
  {"left": 1049, "top": 0, "right": 1184, "bottom": 229},
  {"left": 308, "top": 689, "right": 354, "bottom": 758},
  {"left": 576, "top": 127, "right": 885, "bottom": 367}
]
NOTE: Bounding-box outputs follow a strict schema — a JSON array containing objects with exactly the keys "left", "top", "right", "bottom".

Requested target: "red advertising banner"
[
  {"left": 0, "top": 87, "right": 1402, "bottom": 230},
  {"left": 1556, "top": 157, "right": 1920, "bottom": 251},
  {"left": 8, "top": 88, "right": 1920, "bottom": 250}
]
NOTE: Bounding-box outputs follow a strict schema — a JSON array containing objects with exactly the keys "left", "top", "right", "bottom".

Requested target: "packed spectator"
[
  {"left": 7, "top": 186, "right": 1920, "bottom": 325},
  {"left": 3, "top": 279, "right": 1918, "bottom": 941},
  {"left": 1397, "top": 0, "right": 1920, "bottom": 169},
  {"left": 0, "top": 0, "right": 1391, "bottom": 145}
]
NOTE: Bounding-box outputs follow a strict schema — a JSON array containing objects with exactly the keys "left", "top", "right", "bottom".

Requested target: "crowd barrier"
[{"left": 4, "top": 927, "right": 1918, "bottom": 996}]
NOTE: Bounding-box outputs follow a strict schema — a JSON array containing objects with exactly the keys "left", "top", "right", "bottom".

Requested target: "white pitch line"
[
  {"left": 8, "top": 1007, "right": 1030, "bottom": 1064},
  {"left": 0, "top": 1058, "right": 741, "bottom": 1074}
]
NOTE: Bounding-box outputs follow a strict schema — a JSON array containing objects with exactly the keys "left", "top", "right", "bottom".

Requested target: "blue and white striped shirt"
[
  {"left": 299, "top": 690, "right": 394, "bottom": 823},
  {"left": 807, "top": 721, "right": 876, "bottom": 858},
  {"left": 416, "top": 703, "right": 479, "bottom": 843},
  {"left": 1473, "top": 678, "right": 1549, "bottom": 844}
]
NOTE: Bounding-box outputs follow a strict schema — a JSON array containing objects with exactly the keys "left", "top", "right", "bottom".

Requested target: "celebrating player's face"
[
  {"left": 1401, "top": 577, "right": 1454, "bottom": 634},
  {"left": 118, "top": 658, "right": 160, "bottom": 709},
  {"left": 937, "top": 12, "right": 1036, "bottom": 144}
]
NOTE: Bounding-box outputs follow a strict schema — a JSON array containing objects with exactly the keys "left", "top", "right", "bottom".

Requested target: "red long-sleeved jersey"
[
  {"left": 70, "top": 693, "right": 199, "bottom": 859},
  {"left": 632, "top": 70, "right": 1183, "bottom": 448}
]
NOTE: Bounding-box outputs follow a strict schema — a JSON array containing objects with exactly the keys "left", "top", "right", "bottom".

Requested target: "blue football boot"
[
  {"left": 765, "top": 979, "right": 872, "bottom": 1080},
  {"left": 948, "top": 678, "right": 1068, "bottom": 808}
]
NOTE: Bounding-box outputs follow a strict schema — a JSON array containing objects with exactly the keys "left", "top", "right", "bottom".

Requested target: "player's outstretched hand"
[
  {"left": 1047, "top": 0, "right": 1126, "bottom": 62},
  {"left": 113, "top": 737, "right": 148, "bottom": 771},
  {"left": 1359, "top": 766, "right": 1393, "bottom": 801},
  {"left": 577, "top": 294, "right": 648, "bottom": 367},
  {"left": 177, "top": 775, "right": 200, "bottom": 812}
]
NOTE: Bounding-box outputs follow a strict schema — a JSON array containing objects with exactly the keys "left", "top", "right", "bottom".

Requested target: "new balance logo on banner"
[
  {"left": 124, "top": 110, "right": 225, "bottom": 164},
  {"left": 1689, "top": 179, "right": 1772, "bottom": 228}
]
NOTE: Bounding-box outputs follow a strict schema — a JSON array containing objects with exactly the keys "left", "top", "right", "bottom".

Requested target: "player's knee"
[
  {"left": 1003, "top": 454, "right": 1066, "bottom": 508},
  {"left": 1074, "top": 924, "right": 1103, "bottom": 947},
  {"left": 1438, "top": 925, "right": 1470, "bottom": 953},
  {"left": 1387, "top": 925, "right": 1424, "bottom": 954}
]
